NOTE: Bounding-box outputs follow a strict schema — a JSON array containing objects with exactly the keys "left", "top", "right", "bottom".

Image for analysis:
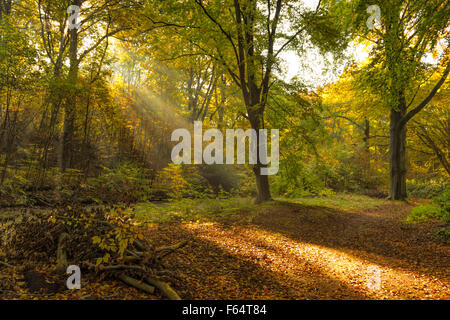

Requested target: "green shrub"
[
  {"left": 0, "top": 175, "right": 29, "bottom": 206},
  {"left": 407, "top": 205, "right": 442, "bottom": 223},
  {"left": 433, "top": 185, "right": 450, "bottom": 223},
  {"left": 198, "top": 164, "right": 240, "bottom": 194},
  {"left": 272, "top": 161, "right": 327, "bottom": 198},
  {"left": 87, "top": 163, "right": 153, "bottom": 203},
  {"left": 406, "top": 179, "right": 447, "bottom": 199},
  {"left": 152, "top": 164, "right": 212, "bottom": 199},
  {"left": 407, "top": 186, "right": 450, "bottom": 227}
]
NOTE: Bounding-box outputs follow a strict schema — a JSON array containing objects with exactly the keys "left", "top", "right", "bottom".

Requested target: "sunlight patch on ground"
[{"left": 179, "top": 222, "right": 449, "bottom": 299}]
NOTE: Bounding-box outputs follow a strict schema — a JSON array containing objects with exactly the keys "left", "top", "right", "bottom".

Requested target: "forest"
[{"left": 0, "top": 0, "right": 448, "bottom": 301}]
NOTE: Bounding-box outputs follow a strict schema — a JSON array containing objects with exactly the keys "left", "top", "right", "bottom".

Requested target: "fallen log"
[
  {"left": 155, "top": 240, "right": 188, "bottom": 252},
  {"left": 121, "top": 255, "right": 141, "bottom": 263},
  {"left": 117, "top": 274, "right": 155, "bottom": 294},
  {"left": 55, "top": 232, "right": 69, "bottom": 273},
  {"left": 133, "top": 239, "right": 147, "bottom": 252},
  {"left": 0, "top": 260, "right": 14, "bottom": 268},
  {"left": 155, "top": 240, "right": 188, "bottom": 260},
  {"left": 83, "top": 262, "right": 147, "bottom": 273},
  {"left": 145, "top": 276, "right": 181, "bottom": 300},
  {"left": 125, "top": 249, "right": 143, "bottom": 257}
]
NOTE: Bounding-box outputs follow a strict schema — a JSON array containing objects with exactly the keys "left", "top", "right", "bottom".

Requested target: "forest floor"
[
  {"left": 142, "top": 195, "right": 449, "bottom": 300},
  {"left": 1, "top": 194, "right": 449, "bottom": 300}
]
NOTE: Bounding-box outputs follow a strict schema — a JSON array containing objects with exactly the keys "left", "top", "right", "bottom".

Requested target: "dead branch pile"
[{"left": 0, "top": 205, "right": 187, "bottom": 299}]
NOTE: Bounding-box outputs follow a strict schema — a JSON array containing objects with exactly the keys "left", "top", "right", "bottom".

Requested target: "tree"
[
  {"left": 0, "top": 0, "right": 39, "bottom": 184},
  {"left": 37, "top": 0, "right": 131, "bottom": 171},
  {"left": 353, "top": 0, "right": 450, "bottom": 200},
  {"left": 320, "top": 70, "right": 387, "bottom": 190},
  {"left": 141, "top": 0, "right": 348, "bottom": 202}
]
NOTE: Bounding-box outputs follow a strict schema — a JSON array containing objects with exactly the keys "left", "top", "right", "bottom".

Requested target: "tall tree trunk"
[
  {"left": 388, "top": 62, "right": 450, "bottom": 199},
  {"left": 253, "top": 165, "right": 271, "bottom": 203},
  {"left": 362, "top": 119, "right": 370, "bottom": 180},
  {"left": 389, "top": 107, "right": 407, "bottom": 200},
  {"left": 61, "top": 0, "right": 80, "bottom": 172},
  {"left": 248, "top": 104, "right": 272, "bottom": 203}
]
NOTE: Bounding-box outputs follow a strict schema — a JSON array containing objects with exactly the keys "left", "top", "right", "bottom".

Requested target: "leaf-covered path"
[{"left": 149, "top": 199, "right": 449, "bottom": 300}]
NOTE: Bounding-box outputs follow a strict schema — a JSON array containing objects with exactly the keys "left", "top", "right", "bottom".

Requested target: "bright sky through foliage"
[{"left": 278, "top": 0, "right": 368, "bottom": 88}]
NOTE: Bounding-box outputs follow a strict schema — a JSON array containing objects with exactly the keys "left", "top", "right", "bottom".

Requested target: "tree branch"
[{"left": 399, "top": 62, "right": 450, "bottom": 129}]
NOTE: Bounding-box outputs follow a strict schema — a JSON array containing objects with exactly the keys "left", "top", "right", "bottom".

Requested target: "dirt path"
[{"left": 149, "top": 201, "right": 450, "bottom": 300}]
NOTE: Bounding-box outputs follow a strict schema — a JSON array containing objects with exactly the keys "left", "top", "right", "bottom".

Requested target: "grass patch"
[
  {"left": 134, "top": 193, "right": 390, "bottom": 226},
  {"left": 278, "top": 193, "right": 389, "bottom": 212},
  {"left": 134, "top": 197, "right": 269, "bottom": 225}
]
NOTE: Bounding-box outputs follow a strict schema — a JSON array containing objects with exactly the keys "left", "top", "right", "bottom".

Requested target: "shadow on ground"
[{"left": 147, "top": 199, "right": 449, "bottom": 299}]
